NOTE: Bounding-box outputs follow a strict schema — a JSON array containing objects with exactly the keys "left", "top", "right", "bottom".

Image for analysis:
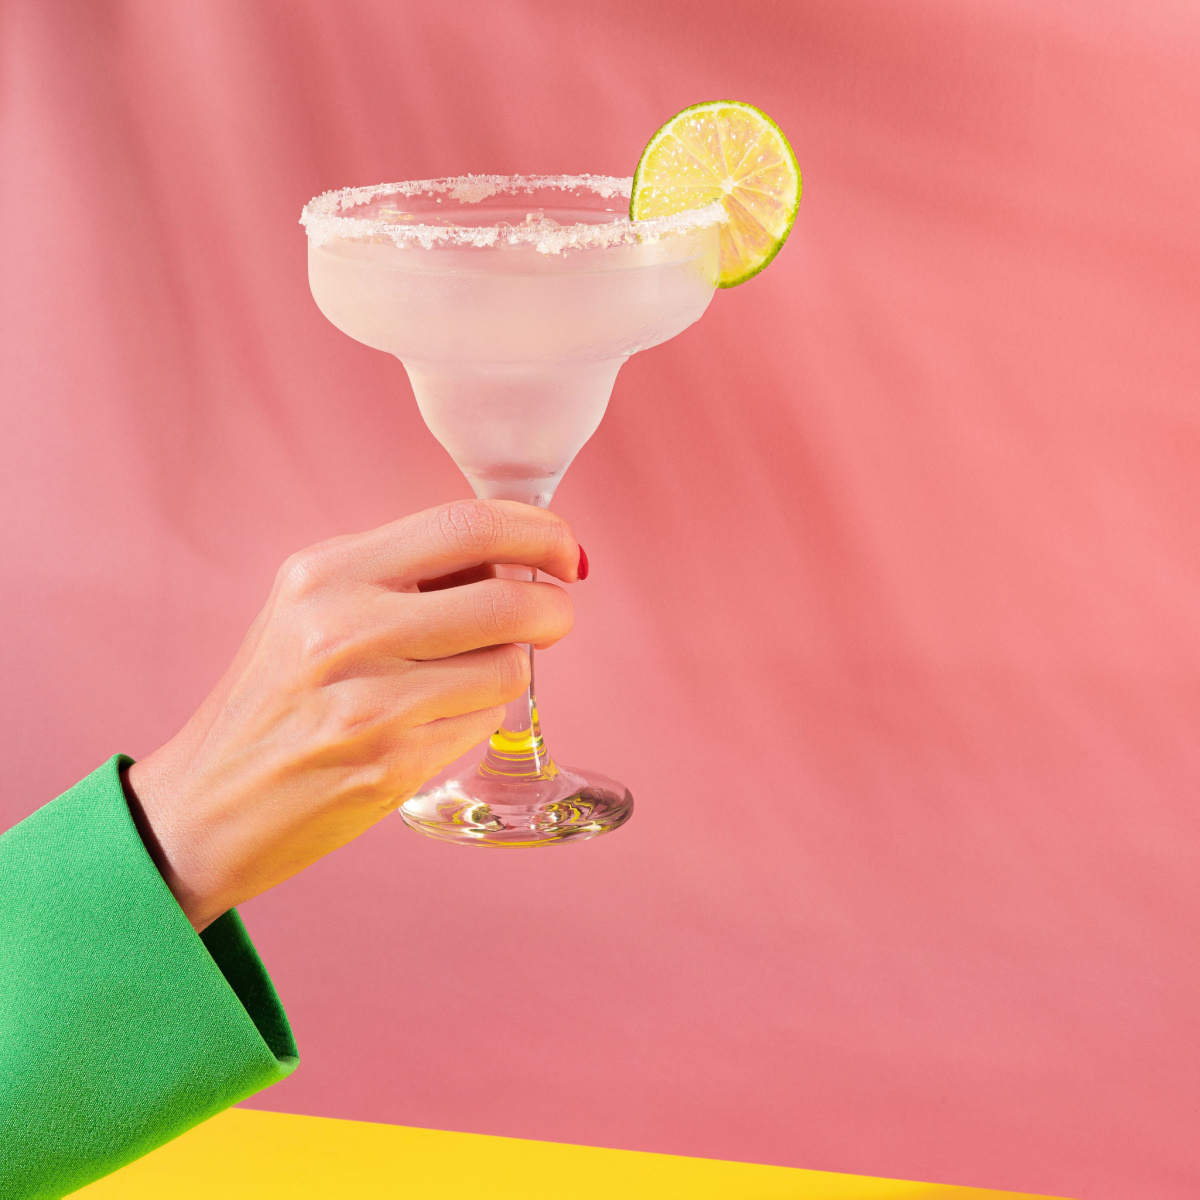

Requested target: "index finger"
[{"left": 322, "top": 500, "right": 584, "bottom": 589}]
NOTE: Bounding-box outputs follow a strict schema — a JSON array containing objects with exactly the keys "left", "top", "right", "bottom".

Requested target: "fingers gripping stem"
[{"left": 480, "top": 564, "right": 557, "bottom": 781}]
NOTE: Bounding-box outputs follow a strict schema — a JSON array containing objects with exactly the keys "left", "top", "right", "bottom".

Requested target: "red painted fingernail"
[{"left": 577, "top": 545, "right": 589, "bottom": 580}]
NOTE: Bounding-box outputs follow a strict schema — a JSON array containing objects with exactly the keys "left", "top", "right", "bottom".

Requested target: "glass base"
[{"left": 399, "top": 760, "right": 633, "bottom": 848}]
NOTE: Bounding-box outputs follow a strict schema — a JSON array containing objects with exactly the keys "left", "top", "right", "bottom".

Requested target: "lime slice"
[{"left": 630, "top": 101, "right": 800, "bottom": 288}]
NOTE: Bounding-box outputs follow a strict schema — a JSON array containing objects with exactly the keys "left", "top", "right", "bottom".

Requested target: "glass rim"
[{"left": 300, "top": 173, "right": 726, "bottom": 254}]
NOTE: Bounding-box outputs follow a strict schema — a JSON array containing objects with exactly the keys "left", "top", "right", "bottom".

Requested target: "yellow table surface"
[{"left": 71, "top": 1107, "right": 1068, "bottom": 1199}]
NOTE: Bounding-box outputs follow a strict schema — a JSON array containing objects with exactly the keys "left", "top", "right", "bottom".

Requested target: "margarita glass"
[{"left": 301, "top": 175, "right": 723, "bottom": 846}]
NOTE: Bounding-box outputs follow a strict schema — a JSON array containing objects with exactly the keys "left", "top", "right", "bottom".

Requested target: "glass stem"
[{"left": 478, "top": 564, "right": 558, "bottom": 782}]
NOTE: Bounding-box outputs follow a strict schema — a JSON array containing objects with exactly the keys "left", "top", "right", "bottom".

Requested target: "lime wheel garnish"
[{"left": 631, "top": 100, "right": 800, "bottom": 288}]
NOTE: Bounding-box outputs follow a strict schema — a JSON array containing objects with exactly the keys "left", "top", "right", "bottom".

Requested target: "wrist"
[{"left": 122, "top": 756, "right": 224, "bottom": 932}]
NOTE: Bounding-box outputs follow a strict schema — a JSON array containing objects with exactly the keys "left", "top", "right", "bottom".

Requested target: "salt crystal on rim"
[{"left": 300, "top": 173, "right": 725, "bottom": 254}]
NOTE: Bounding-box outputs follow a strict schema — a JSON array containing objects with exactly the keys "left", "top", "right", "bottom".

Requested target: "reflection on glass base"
[{"left": 399, "top": 764, "right": 633, "bottom": 848}]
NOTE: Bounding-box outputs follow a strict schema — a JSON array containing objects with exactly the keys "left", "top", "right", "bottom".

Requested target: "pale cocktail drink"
[
  {"left": 307, "top": 177, "right": 719, "bottom": 506},
  {"left": 302, "top": 175, "right": 723, "bottom": 845}
]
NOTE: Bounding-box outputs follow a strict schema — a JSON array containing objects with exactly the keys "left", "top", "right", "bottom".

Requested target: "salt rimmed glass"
[{"left": 301, "top": 174, "right": 723, "bottom": 847}]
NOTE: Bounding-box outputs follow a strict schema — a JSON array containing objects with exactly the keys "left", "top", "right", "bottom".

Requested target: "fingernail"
[{"left": 577, "top": 545, "right": 589, "bottom": 581}]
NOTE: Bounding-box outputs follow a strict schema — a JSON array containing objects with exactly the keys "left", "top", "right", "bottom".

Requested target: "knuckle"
[
  {"left": 527, "top": 585, "right": 573, "bottom": 644},
  {"left": 472, "top": 705, "right": 509, "bottom": 748},
  {"left": 549, "top": 587, "right": 574, "bottom": 636},
  {"left": 277, "top": 545, "right": 338, "bottom": 599},
  {"left": 527, "top": 507, "right": 573, "bottom": 564},
  {"left": 418, "top": 705, "right": 506, "bottom": 778},
  {"left": 490, "top": 644, "right": 530, "bottom": 696},
  {"left": 436, "top": 500, "right": 505, "bottom": 559},
  {"left": 277, "top": 551, "right": 316, "bottom": 597},
  {"left": 346, "top": 757, "right": 394, "bottom": 799},
  {"left": 546, "top": 511, "right": 574, "bottom": 557},
  {"left": 296, "top": 614, "right": 349, "bottom": 674},
  {"left": 473, "top": 580, "right": 522, "bottom": 639},
  {"left": 325, "top": 681, "right": 381, "bottom": 741}
]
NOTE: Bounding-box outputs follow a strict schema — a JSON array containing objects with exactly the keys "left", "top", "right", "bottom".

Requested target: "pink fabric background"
[{"left": 3, "top": 2, "right": 1198, "bottom": 1196}]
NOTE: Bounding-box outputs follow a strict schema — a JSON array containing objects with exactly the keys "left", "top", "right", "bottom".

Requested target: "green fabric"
[{"left": 0, "top": 757, "right": 297, "bottom": 1199}]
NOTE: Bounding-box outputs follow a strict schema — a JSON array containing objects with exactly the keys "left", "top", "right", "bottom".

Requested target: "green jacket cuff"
[{"left": 0, "top": 756, "right": 298, "bottom": 1199}]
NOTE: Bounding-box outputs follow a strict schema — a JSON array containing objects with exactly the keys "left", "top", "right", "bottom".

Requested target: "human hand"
[{"left": 124, "top": 500, "right": 584, "bottom": 932}]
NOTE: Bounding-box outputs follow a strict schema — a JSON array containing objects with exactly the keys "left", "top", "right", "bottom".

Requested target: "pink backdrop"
[{"left": 3, "top": 2, "right": 1198, "bottom": 1197}]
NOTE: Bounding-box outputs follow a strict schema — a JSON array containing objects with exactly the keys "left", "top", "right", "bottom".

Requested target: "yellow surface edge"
[{"left": 71, "top": 1108, "right": 1068, "bottom": 1199}]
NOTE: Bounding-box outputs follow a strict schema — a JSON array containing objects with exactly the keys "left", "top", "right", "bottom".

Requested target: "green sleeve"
[{"left": 0, "top": 756, "right": 298, "bottom": 1199}]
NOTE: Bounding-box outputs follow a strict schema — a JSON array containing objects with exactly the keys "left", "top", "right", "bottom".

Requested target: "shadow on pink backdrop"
[{"left": 2, "top": 2, "right": 1198, "bottom": 1197}]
